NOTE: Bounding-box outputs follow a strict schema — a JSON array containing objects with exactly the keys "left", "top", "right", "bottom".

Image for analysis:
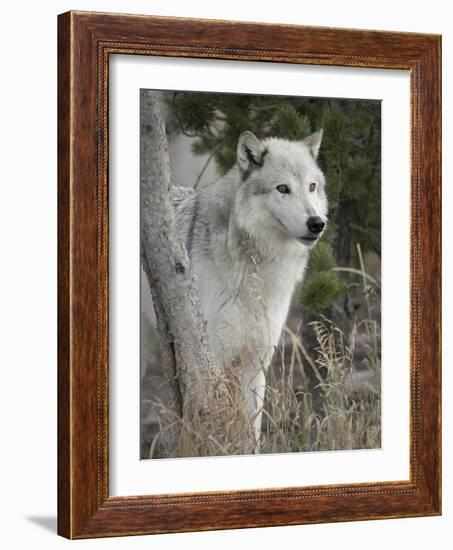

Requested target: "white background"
[
  {"left": 0, "top": 0, "right": 450, "bottom": 548},
  {"left": 110, "top": 57, "right": 410, "bottom": 495}
]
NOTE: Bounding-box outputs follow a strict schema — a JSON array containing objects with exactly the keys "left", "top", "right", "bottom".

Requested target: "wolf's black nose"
[{"left": 307, "top": 216, "right": 325, "bottom": 234}]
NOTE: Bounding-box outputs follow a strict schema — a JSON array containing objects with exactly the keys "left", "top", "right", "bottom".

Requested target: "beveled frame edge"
[{"left": 57, "top": 10, "right": 441, "bottom": 539}]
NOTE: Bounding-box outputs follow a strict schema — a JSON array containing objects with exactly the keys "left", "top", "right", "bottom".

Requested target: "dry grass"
[{"left": 260, "top": 316, "right": 381, "bottom": 455}]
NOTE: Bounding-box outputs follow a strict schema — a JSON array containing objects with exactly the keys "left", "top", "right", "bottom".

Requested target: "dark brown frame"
[{"left": 58, "top": 10, "right": 441, "bottom": 539}]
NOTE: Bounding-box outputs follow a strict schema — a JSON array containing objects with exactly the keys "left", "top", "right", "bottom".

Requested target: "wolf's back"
[
  {"left": 172, "top": 185, "right": 197, "bottom": 251},
  {"left": 172, "top": 185, "right": 194, "bottom": 207}
]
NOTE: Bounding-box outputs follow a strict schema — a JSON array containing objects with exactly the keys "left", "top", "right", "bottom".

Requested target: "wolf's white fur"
[{"left": 147, "top": 130, "right": 327, "bottom": 450}]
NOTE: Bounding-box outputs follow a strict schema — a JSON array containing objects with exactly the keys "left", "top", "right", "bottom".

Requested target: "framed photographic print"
[{"left": 58, "top": 11, "right": 441, "bottom": 538}]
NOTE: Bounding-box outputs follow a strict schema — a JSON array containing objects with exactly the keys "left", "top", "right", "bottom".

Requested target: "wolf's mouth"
[{"left": 297, "top": 236, "right": 320, "bottom": 243}]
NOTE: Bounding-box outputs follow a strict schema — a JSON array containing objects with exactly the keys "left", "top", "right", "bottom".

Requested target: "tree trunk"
[{"left": 140, "top": 90, "right": 231, "bottom": 457}]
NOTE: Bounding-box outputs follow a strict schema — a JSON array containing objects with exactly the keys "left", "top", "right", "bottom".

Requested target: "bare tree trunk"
[{"left": 140, "top": 90, "right": 231, "bottom": 456}]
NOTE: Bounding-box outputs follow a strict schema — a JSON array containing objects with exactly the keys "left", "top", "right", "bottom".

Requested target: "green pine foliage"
[
  {"left": 300, "top": 271, "right": 347, "bottom": 312},
  {"left": 165, "top": 91, "right": 381, "bottom": 315}
]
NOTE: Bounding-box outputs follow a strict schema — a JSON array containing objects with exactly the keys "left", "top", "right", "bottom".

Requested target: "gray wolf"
[{"left": 146, "top": 129, "right": 327, "bottom": 451}]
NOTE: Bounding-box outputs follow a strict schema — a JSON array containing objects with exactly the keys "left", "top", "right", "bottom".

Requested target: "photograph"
[
  {"left": 52, "top": 8, "right": 441, "bottom": 540},
  {"left": 140, "top": 89, "right": 382, "bottom": 459},
  {"left": 0, "top": 0, "right": 446, "bottom": 543}
]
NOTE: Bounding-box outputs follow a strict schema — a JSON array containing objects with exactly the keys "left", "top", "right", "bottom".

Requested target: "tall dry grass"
[{"left": 260, "top": 316, "right": 381, "bottom": 455}]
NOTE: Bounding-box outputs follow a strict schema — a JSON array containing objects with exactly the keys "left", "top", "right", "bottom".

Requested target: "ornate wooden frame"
[{"left": 58, "top": 10, "right": 441, "bottom": 539}]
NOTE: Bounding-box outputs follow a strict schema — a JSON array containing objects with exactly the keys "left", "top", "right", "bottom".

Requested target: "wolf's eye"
[
  {"left": 276, "top": 184, "right": 290, "bottom": 194},
  {"left": 309, "top": 182, "right": 316, "bottom": 192}
]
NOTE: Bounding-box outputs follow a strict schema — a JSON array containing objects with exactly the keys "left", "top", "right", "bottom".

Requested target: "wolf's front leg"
[{"left": 242, "top": 365, "right": 267, "bottom": 453}]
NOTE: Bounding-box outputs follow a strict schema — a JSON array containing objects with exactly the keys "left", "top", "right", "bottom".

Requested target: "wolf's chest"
[{"left": 193, "top": 252, "right": 306, "bottom": 360}]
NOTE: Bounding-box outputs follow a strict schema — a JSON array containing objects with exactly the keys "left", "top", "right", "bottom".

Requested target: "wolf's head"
[{"left": 234, "top": 130, "right": 328, "bottom": 249}]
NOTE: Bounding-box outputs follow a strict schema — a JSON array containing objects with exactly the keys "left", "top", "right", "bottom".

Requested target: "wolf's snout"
[{"left": 306, "top": 216, "right": 325, "bottom": 235}]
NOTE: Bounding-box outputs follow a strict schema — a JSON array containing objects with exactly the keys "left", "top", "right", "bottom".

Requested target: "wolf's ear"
[
  {"left": 237, "top": 131, "right": 267, "bottom": 174},
  {"left": 303, "top": 129, "right": 323, "bottom": 159}
]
